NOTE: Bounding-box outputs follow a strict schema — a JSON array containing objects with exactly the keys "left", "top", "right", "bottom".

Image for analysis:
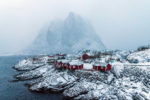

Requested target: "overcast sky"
[{"left": 0, "top": 0, "right": 150, "bottom": 55}]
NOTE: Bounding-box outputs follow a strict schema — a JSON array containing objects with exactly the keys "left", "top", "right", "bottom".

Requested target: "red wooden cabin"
[
  {"left": 66, "top": 63, "right": 70, "bottom": 69},
  {"left": 93, "top": 65, "right": 98, "bottom": 70},
  {"left": 55, "top": 60, "right": 111, "bottom": 72},
  {"left": 62, "top": 63, "right": 66, "bottom": 69},
  {"left": 82, "top": 54, "right": 89, "bottom": 60},
  {"left": 106, "top": 64, "right": 111, "bottom": 71},
  {"left": 98, "top": 66, "right": 101, "bottom": 71},
  {"left": 69, "top": 64, "right": 83, "bottom": 70},
  {"left": 93, "top": 64, "right": 111, "bottom": 72},
  {"left": 78, "top": 64, "right": 83, "bottom": 69},
  {"left": 70, "top": 65, "right": 76, "bottom": 70}
]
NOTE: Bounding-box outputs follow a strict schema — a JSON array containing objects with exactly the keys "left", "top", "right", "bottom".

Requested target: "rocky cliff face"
[{"left": 25, "top": 12, "right": 105, "bottom": 55}]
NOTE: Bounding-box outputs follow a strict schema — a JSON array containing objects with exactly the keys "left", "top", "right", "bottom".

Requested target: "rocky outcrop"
[{"left": 127, "top": 49, "right": 150, "bottom": 63}]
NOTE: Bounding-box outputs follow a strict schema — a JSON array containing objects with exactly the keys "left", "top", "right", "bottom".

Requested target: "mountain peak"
[
  {"left": 24, "top": 12, "right": 105, "bottom": 55},
  {"left": 68, "top": 12, "right": 76, "bottom": 17},
  {"left": 68, "top": 12, "right": 79, "bottom": 19},
  {"left": 65, "top": 12, "right": 84, "bottom": 24}
]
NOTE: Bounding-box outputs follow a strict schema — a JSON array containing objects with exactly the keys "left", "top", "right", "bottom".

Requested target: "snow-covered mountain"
[{"left": 25, "top": 12, "right": 105, "bottom": 55}]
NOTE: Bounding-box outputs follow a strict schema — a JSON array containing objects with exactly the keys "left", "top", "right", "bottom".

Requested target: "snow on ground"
[
  {"left": 83, "top": 63, "right": 92, "bottom": 69},
  {"left": 13, "top": 49, "right": 150, "bottom": 100},
  {"left": 127, "top": 49, "right": 150, "bottom": 63},
  {"left": 69, "top": 60, "right": 81, "bottom": 65}
]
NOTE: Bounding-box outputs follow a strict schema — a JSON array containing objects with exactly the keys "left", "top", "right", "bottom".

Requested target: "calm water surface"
[{"left": 0, "top": 56, "right": 62, "bottom": 100}]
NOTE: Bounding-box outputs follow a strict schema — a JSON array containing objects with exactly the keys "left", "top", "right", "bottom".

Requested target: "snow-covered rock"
[
  {"left": 14, "top": 56, "right": 49, "bottom": 71},
  {"left": 15, "top": 65, "right": 52, "bottom": 81},
  {"left": 111, "top": 62, "right": 124, "bottom": 78},
  {"left": 29, "top": 70, "right": 77, "bottom": 92},
  {"left": 13, "top": 49, "right": 150, "bottom": 100},
  {"left": 63, "top": 81, "right": 97, "bottom": 98},
  {"left": 127, "top": 49, "right": 150, "bottom": 63}
]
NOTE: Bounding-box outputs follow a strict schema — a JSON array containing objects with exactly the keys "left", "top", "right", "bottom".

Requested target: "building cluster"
[
  {"left": 54, "top": 60, "right": 111, "bottom": 71},
  {"left": 53, "top": 53, "right": 111, "bottom": 71}
]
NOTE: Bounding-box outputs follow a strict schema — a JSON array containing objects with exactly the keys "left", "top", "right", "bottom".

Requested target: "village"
[
  {"left": 13, "top": 47, "right": 150, "bottom": 100},
  {"left": 30, "top": 51, "right": 113, "bottom": 72},
  {"left": 54, "top": 53, "right": 111, "bottom": 71}
]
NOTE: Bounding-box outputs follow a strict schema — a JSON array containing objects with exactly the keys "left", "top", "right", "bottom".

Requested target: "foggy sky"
[{"left": 0, "top": 0, "right": 150, "bottom": 55}]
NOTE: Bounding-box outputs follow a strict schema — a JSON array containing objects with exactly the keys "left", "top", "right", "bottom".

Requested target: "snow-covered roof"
[
  {"left": 69, "top": 60, "right": 82, "bottom": 65},
  {"left": 83, "top": 63, "right": 93, "bottom": 69},
  {"left": 93, "top": 62, "right": 107, "bottom": 66},
  {"left": 61, "top": 59, "right": 70, "bottom": 63}
]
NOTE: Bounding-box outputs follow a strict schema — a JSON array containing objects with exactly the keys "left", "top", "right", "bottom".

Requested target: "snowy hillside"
[
  {"left": 13, "top": 48, "right": 150, "bottom": 100},
  {"left": 24, "top": 12, "right": 105, "bottom": 55},
  {"left": 127, "top": 49, "right": 150, "bottom": 63}
]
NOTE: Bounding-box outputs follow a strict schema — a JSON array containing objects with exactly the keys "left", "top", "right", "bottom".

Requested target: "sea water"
[{"left": 0, "top": 56, "right": 62, "bottom": 100}]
